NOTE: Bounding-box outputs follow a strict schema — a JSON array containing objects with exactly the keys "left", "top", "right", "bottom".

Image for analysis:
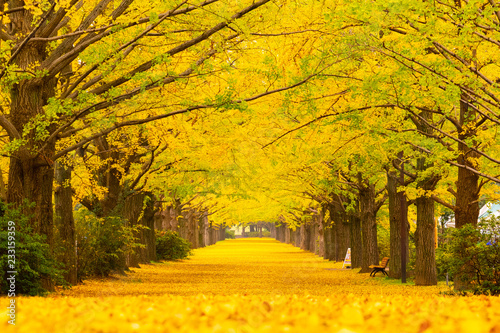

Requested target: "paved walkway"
[
  {"left": 5, "top": 238, "right": 500, "bottom": 333},
  {"left": 62, "top": 238, "right": 365, "bottom": 297}
]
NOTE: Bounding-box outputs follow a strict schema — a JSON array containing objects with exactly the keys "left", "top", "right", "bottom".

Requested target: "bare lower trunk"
[
  {"left": 324, "top": 219, "right": 335, "bottom": 260},
  {"left": 124, "top": 192, "right": 156, "bottom": 266},
  {"left": 317, "top": 212, "right": 325, "bottom": 257},
  {"left": 202, "top": 211, "right": 209, "bottom": 247},
  {"left": 415, "top": 196, "right": 437, "bottom": 285},
  {"left": 289, "top": 227, "right": 295, "bottom": 244},
  {"left": 335, "top": 212, "right": 350, "bottom": 262},
  {"left": 294, "top": 226, "right": 301, "bottom": 247},
  {"left": 453, "top": 97, "right": 480, "bottom": 290},
  {"left": 285, "top": 226, "right": 291, "bottom": 243},
  {"left": 455, "top": 156, "right": 479, "bottom": 229},
  {"left": 350, "top": 210, "right": 363, "bottom": 268},
  {"left": 0, "top": 163, "right": 6, "bottom": 201},
  {"left": 387, "top": 170, "right": 408, "bottom": 279},
  {"left": 185, "top": 208, "right": 199, "bottom": 249},
  {"left": 309, "top": 223, "right": 316, "bottom": 253},
  {"left": 299, "top": 224, "right": 307, "bottom": 250},
  {"left": 358, "top": 181, "right": 379, "bottom": 273},
  {"left": 54, "top": 161, "right": 77, "bottom": 285}
]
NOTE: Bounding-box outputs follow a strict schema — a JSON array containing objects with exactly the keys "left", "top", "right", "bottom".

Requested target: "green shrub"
[
  {"left": 75, "top": 207, "right": 141, "bottom": 280},
  {"left": 155, "top": 230, "right": 192, "bottom": 261},
  {"left": 225, "top": 229, "right": 236, "bottom": 239},
  {"left": 435, "top": 228, "right": 453, "bottom": 281},
  {"left": 437, "top": 217, "right": 500, "bottom": 295},
  {"left": 0, "top": 202, "right": 65, "bottom": 296}
]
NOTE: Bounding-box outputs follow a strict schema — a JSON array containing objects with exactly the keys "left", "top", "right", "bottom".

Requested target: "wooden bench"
[{"left": 369, "top": 257, "right": 389, "bottom": 277}]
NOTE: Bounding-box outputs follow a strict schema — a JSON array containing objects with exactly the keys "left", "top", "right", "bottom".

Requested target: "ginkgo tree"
[{"left": 1, "top": 0, "right": 341, "bottom": 289}]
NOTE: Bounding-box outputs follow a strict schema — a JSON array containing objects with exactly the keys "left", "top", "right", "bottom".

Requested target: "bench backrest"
[{"left": 380, "top": 257, "right": 390, "bottom": 268}]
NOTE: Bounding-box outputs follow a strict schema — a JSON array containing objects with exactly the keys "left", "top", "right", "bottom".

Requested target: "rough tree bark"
[
  {"left": 300, "top": 224, "right": 310, "bottom": 251},
  {"left": 454, "top": 97, "right": 480, "bottom": 229},
  {"left": 453, "top": 97, "right": 481, "bottom": 290},
  {"left": 54, "top": 161, "right": 77, "bottom": 285},
  {"left": 309, "top": 222, "right": 317, "bottom": 253},
  {"left": 323, "top": 209, "right": 335, "bottom": 261},
  {"left": 415, "top": 194, "right": 437, "bottom": 285},
  {"left": 123, "top": 192, "right": 157, "bottom": 266},
  {"left": 414, "top": 111, "right": 439, "bottom": 286},
  {"left": 387, "top": 169, "right": 408, "bottom": 279},
  {"left": 349, "top": 210, "right": 363, "bottom": 269},
  {"left": 317, "top": 211, "right": 325, "bottom": 257},
  {"left": 358, "top": 178, "right": 380, "bottom": 273},
  {"left": 5, "top": 8, "right": 59, "bottom": 291},
  {"left": 285, "top": 226, "right": 291, "bottom": 244}
]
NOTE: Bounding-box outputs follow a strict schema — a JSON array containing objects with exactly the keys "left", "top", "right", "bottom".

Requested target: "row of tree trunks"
[
  {"left": 327, "top": 201, "right": 351, "bottom": 262},
  {"left": 154, "top": 204, "right": 225, "bottom": 248},
  {"left": 272, "top": 207, "right": 351, "bottom": 265}
]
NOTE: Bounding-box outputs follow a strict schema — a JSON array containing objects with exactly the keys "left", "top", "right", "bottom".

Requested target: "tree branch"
[
  {"left": 447, "top": 160, "right": 500, "bottom": 183},
  {"left": 263, "top": 103, "right": 394, "bottom": 148},
  {"left": 431, "top": 195, "right": 456, "bottom": 211},
  {"left": 52, "top": 66, "right": 314, "bottom": 160},
  {"left": 0, "top": 3, "right": 56, "bottom": 80}
]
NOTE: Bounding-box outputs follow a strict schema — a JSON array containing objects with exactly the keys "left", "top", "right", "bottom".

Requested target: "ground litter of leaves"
[{"left": 3, "top": 238, "right": 500, "bottom": 333}]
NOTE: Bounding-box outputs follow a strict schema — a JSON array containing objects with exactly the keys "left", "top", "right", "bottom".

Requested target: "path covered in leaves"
[{"left": 3, "top": 238, "right": 500, "bottom": 332}]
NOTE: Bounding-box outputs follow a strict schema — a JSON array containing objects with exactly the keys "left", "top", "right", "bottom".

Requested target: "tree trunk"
[
  {"left": 289, "top": 227, "right": 295, "bottom": 244},
  {"left": 415, "top": 195, "right": 437, "bottom": 285},
  {"left": 294, "top": 225, "right": 301, "bottom": 247},
  {"left": 324, "top": 217, "right": 335, "bottom": 260},
  {"left": 219, "top": 225, "right": 226, "bottom": 241},
  {"left": 387, "top": 169, "right": 407, "bottom": 279},
  {"left": 198, "top": 213, "right": 205, "bottom": 248},
  {"left": 7, "top": 18, "right": 58, "bottom": 290},
  {"left": 413, "top": 111, "right": 439, "bottom": 286},
  {"left": 142, "top": 196, "right": 156, "bottom": 262},
  {"left": 455, "top": 97, "right": 480, "bottom": 229},
  {"left": 207, "top": 222, "right": 214, "bottom": 245},
  {"left": 0, "top": 163, "right": 6, "bottom": 201},
  {"left": 358, "top": 180, "right": 379, "bottom": 273},
  {"left": 185, "top": 208, "right": 199, "bottom": 249},
  {"left": 123, "top": 194, "right": 142, "bottom": 268},
  {"left": 300, "top": 224, "right": 308, "bottom": 250},
  {"left": 317, "top": 211, "right": 325, "bottom": 257},
  {"left": 339, "top": 218, "right": 351, "bottom": 262},
  {"left": 123, "top": 192, "right": 156, "bottom": 266},
  {"left": 308, "top": 222, "right": 316, "bottom": 253},
  {"left": 201, "top": 211, "right": 209, "bottom": 247},
  {"left": 335, "top": 211, "right": 351, "bottom": 262},
  {"left": 54, "top": 161, "right": 77, "bottom": 285},
  {"left": 350, "top": 210, "right": 363, "bottom": 268}
]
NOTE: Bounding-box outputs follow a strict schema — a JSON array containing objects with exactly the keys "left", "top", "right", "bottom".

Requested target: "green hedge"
[
  {"left": 155, "top": 230, "right": 192, "bottom": 261},
  {"left": 0, "top": 202, "right": 65, "bottom": 296}
]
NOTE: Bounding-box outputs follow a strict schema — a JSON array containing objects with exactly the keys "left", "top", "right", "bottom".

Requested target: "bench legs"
[{"left": 370, "top": 268, "right": 388, "bottom": 277}]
